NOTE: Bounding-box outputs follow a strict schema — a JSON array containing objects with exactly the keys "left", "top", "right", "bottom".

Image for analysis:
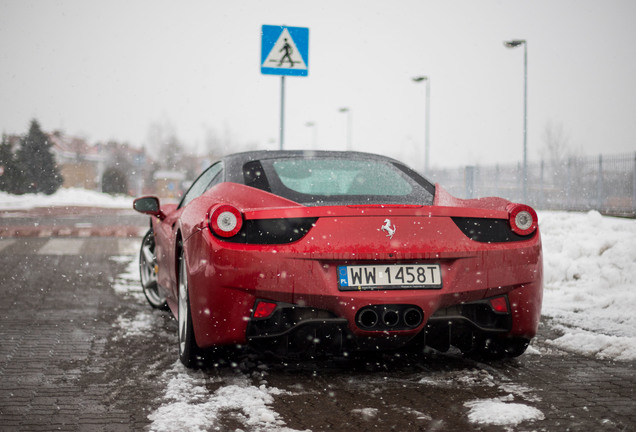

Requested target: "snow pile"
[
  {"left": 148, "top": 363, "right": 302, "bottom": 432},
  {"left": 465, "top": 397, "right": 545, "bottom": 426},
  {"left": 0, "top": 187, "right": 133, "bottom": 210},
  {"left": 539, "top": 210, "right": 636, "bottom": 360}
]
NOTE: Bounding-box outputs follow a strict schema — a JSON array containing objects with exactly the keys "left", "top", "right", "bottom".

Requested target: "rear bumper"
[{"left": 244, "top": 293, "right": 525, "bottom": 355}]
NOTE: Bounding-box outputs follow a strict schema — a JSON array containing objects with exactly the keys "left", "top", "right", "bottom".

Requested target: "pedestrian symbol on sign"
[{"left": 278, "top": 38, "right": 295, "bottom": 67}]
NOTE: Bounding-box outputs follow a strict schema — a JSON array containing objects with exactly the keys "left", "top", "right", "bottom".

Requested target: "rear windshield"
[
  {"left": 243, "top": 157, "right": 434, "bottom": 206},
  {"left": 273, "top": 159, "right": 413, "bottom": 196}
]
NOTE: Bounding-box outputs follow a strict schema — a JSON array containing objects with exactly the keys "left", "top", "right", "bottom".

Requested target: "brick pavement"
[{"left": 0, "top": 236, "right": 177, "bottom": 431}]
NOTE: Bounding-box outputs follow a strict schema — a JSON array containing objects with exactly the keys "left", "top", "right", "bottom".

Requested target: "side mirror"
[{"left": 133, "top": 196, "right": 165, "bottom": 220}]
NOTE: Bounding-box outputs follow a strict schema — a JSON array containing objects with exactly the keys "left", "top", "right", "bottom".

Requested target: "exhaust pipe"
[
  {"left": 357, "top": 309, "right": 379, "bottom": 329},
  {"left": 382, "top": 309, "right": 400, "bottom": 327},
  {"left": 404, "top": 308, "right": 423, "bottom": 327}
]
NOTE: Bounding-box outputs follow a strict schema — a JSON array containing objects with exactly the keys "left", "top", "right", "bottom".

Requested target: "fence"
[{"left": 427, "top": 152, "right": 636, "bottom": 218}]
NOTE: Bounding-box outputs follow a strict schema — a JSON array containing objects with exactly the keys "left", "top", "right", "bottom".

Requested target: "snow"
[
  {"left": 464, "top": 398, "right": 545, "bottom": 426},
  {"left": 414, "top": 368, "right": 546, "bottom": 428},
  {"left": 112, "top": 312, "right": 156, "bottom": 338},
  {"left": 351, "top": 407, "right": 379, "bottom": 421},
  {"left": 110, "top": 255, "right": 144, "bottom": 297},
  {"left": 110, "top": 255, "right": 170, "bottom": 341},
  {"left": 0, "top": 187, "right": 133, "bottom": 210},
  {"left": 539, "top": 210, "right": 636, "bottom": 361},
  {"left": 147, "top": 363, "right": 304, "bottom": 432}
]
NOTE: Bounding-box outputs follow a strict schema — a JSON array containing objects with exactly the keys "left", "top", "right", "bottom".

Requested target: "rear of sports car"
[{"left": 181, "top": 153, "right": 543, "bottom": 359}]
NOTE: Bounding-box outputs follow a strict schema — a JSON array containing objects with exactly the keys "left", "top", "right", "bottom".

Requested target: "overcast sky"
[{"left": 1, "top": 0, "right": 635, "bottom": 170}]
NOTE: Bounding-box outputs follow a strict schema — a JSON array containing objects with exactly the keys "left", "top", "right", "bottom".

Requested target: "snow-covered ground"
[
  {"left": 4, "top": 189, "right": 636, "bottom": 430},
  {"left": 0, "top": 188, "right": 133, "bottom": 210},
  {"left": 539, "top": 210, "right": 636, "bottom": 361}
]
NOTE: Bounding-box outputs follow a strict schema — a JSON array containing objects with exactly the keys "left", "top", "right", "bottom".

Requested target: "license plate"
[{"left": 338, "top": 264, "right": 442, "bottom": 291}]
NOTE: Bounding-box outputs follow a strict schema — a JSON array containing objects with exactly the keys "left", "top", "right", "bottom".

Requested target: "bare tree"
[
  {"left": 542, "top": 121, "right": 571, "bottom": 167},
  {"left": 146, "top": 119, "right": 185, "bottom": 171}
]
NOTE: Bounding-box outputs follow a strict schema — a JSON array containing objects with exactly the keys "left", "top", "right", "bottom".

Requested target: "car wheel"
[
  {"left": 178, "top": 250, "right": 199, "bottom": 368},
  {"left": 139, "top": 229, "right": 168, "bottom": 310}
]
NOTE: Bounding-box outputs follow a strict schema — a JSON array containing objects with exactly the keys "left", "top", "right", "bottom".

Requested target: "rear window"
[
  {"left": 272, "top": 159, "right": 413, "bottom": 196},
  {"left": 243, "top": 157, "right": 434, "bottom": 206}
]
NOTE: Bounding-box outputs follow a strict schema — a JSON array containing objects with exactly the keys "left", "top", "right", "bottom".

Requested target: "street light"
[
  {"left": 504, "top": 39, "right": 528, "bottom": 203},
  {"left": 338, "top": 107, "right": 353, "bottom": 151},
  {"left": 305, "top": 121, "right": 317, "bottom": 148},
  {"left": 412, "top": 76, "right": 430, "bottom": 174}
]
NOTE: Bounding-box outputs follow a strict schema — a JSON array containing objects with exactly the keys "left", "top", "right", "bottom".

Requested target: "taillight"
[
  {"left": 489, "top": 296, "right": 509, "bottom": 313},
  {"left": 209, "top": 204, "right": 243, "bottom": 238},
  {"left": 507, "top": 203, "right": 538, "bottom": 236},
  {"left": 253, "top": 301, "right": 277, "bottom": 319}
]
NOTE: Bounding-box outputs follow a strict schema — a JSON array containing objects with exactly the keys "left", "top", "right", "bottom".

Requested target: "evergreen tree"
[
  {"left": 0, "top": 134, "right": 19, "bottom": 193},
  {"left": 15, "top": 119, "right": 63, "bottom": 194},
  {"left": 101, "top": 166, "right": 128, "bottom": 194}
]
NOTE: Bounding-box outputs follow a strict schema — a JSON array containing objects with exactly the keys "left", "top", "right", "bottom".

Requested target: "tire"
[
  {"left": 139, "top": 229, "right": 168, "bottom": 310},
  {"left": 178, "top": 250, "right": 199, "bottom": 368}
]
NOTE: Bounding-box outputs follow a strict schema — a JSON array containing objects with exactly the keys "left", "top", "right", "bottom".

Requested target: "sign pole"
[{"left": 280, "top": 76, "right": 285, "bottom": 150}]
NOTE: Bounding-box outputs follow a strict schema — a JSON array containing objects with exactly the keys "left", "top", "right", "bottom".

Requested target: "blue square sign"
[{"left": 261, "top": 25, "right": 309, "bottom": 76}]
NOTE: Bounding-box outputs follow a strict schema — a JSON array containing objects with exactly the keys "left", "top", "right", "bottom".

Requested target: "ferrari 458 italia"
[{"left": 133, "top": 151, "right": 542, "bottom": 367}]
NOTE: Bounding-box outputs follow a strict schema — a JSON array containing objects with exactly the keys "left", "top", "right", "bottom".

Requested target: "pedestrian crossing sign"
[{"left": 261, "top": 25, "right": 309, "bottom": 76}]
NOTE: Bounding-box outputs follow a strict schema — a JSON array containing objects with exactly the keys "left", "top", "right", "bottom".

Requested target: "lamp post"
[
  {"left": 338, "top": 107, "right": 353, "bottom": 151},
  {"left": 305, "top": 122, "right": 317, "bottom": 148},
  {"left": 504, "top": 39, "right": 528, "bottom": 203},
  {"left": 412, "top": 76, "right": 430, "bottom": 174}
]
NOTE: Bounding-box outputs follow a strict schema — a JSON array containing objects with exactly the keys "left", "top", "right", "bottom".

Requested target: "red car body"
[{"left": 134, "top": 151, "right": 542, "bottom": 367}]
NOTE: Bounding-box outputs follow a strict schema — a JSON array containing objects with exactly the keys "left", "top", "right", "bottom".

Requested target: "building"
[{"left": 49, "top": 132, "right": 106, "bottom": 190}]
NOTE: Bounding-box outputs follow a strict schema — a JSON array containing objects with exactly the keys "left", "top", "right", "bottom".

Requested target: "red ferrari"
[{"left": 134, "top": 151, "right": 542, "bottom": 367}]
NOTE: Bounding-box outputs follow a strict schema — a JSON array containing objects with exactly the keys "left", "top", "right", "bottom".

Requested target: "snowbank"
[
  {"left": 147, "top": 363, "right": 301, "bottom": 432},
  {"left": 539, "top": 210, "right": 636, "bottom": 360},
  {"left": 0, "top": 188, "right": 133, "bottom": 210}
]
